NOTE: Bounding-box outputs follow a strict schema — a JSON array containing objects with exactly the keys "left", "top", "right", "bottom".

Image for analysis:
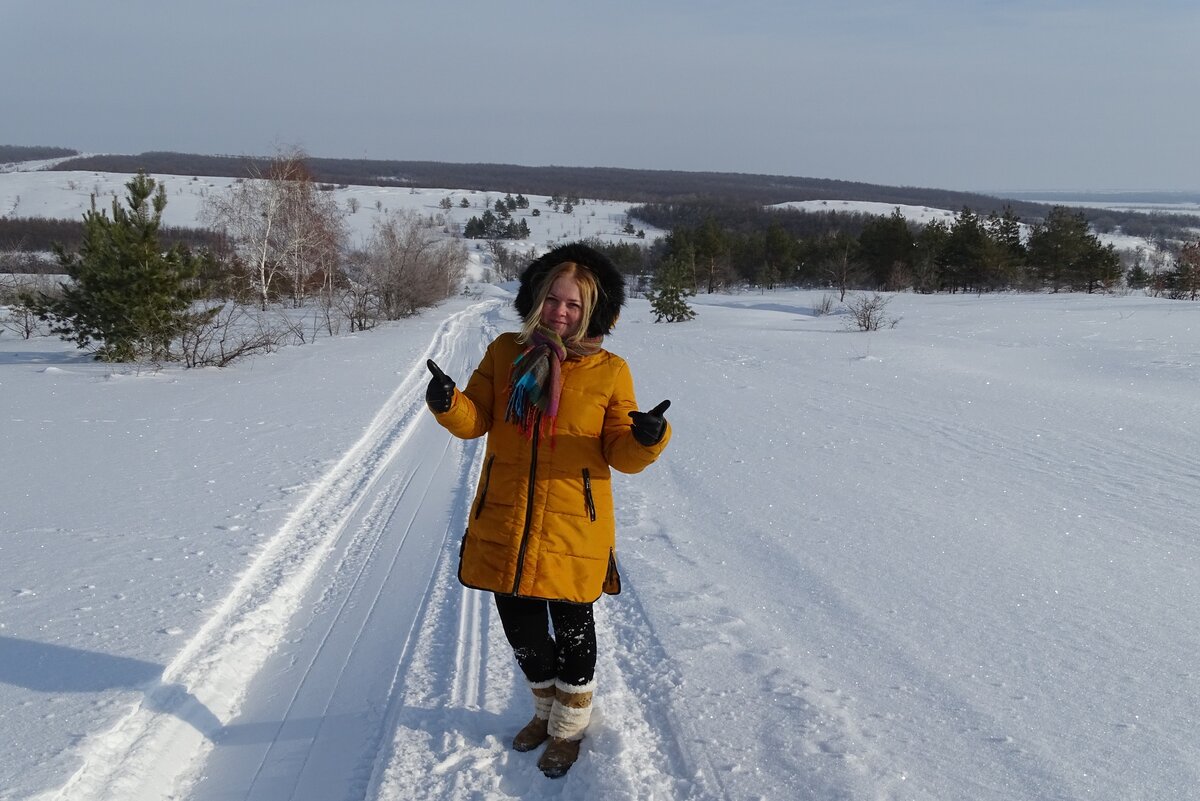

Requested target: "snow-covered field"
[
  {"left": 0, "top": 165, "right": 666, "bottom": 274},
  {"left": 4, "top": 164, "right": 1183, "bottom": 280},
  {"left": 771, "top": 200, "right": 962, "bottom": 227},
  {"left": 3, "top": 279, "right": 1199, "bottom": 799},
  {"left": 771, "top": 199, "right": 1166, "bottom": 253},
  {"left": 3, "top": 159, "right": 1199, "bottom": 798}
]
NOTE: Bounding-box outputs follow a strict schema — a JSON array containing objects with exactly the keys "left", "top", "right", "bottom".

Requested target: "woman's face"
[{"left": 540, "top": 274, "right": 585, "bottom": 337}]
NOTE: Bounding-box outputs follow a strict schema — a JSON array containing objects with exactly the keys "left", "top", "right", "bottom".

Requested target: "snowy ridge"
[
  {"left": 34, "top": 300, "right": 503, "bottom": 801},
  {"left": 0, "top": 168, "right": 668, "bottom": 256},
  {"left": 6, "top": 288, "right": 1200, "bottom": 800}
]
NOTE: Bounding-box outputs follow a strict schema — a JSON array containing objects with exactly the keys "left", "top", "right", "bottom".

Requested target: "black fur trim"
[{"left": 514, "top": 243, "right": 626, "bottom": 337}]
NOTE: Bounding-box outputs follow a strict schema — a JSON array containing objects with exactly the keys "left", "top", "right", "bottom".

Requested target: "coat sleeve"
[
  {"left": 602, "top": 358, "right": 671, "bottom": 474},
  {"left": 433, "top": 338, "right": 499, "bottom": 440}
]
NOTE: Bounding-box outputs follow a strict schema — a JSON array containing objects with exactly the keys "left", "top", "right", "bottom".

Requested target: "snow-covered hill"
[
  {"left": 3, "top": 162, "right": 1171, "bottom": 272},
  {"left": 772, "top": 198, "right": 1160, "bottom": 253},
  {"left": 0, "top": 164, "right": 664, "bottom": 261},
  {"left": 3, "top": 284, "right": 1198, "bottom": 800}
]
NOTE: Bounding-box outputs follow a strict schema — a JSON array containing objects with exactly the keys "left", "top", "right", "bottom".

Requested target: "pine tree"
[
  {"left": 1171, "top": 240, "right": 1200, "bottom": 300},
  {"left": 37, "top": 172, "right": 204, "bottom": 362},
  {"left": 858, "top": 209, "right": 914, "bottom": 289},
  {"left": 1026, "top": 206, "right": 1118, "bottom": 293},
  {"left": 646, "top": 257, "right": 696, "bottom": 323}
]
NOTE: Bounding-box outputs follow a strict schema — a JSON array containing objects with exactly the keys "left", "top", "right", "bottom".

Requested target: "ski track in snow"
[
  {"left": 32, "top": 295, "right": 725, "bottom": 800},
  {"left": 33, "top": 300, "right": 501, "bottom": 800},
  {"left": 366, "top": 514, "right": 706, "bottom": 801},
  {"left": 360, "top": 337, "right": 717, "bottom": 800}
]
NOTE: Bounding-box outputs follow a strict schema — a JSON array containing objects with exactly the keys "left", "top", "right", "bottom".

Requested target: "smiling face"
[{"left": 540, "top": 273, "right": 585, "bottom": 338}]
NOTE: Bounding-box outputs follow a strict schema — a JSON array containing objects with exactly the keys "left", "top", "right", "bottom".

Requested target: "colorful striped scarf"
[{"left": 505, "top": 326, "right": 602, "bottom": 440}]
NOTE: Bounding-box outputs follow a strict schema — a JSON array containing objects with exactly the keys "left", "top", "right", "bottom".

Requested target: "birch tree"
[{"left": 201, "top": 149, "right": 344, "bottom": 309}]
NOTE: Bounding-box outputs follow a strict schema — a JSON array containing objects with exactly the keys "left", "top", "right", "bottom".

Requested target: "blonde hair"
[{"left": 519, "top": 262, "right": 599, "bottom": 345}]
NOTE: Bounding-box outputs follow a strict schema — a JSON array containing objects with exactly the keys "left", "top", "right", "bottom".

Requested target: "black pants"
[{"left": 493, "top": 594, "right": 596, "bottom": 687}]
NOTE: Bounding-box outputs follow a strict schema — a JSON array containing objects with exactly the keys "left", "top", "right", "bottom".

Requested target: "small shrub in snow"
[
  {"left": 178, "top": 303, "right": 305, "bottom": 367},
  {"left": 1, "top": 293, "right": 51, "bottom": 339},
  {"left": 845, "top": 293, "right": 899, "bottom": 331}
]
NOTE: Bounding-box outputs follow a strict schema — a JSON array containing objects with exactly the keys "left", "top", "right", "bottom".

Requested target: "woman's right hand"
[{"left": 426, "top": 359, "right": 456, "bottom": 413}]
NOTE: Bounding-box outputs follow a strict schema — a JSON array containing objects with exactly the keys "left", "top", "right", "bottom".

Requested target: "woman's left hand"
[{"left": 629, "top": 399, "right": 670, "bottom": 446}]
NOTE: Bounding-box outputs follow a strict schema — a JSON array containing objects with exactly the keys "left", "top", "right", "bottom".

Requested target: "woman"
[{"left": 424, "top": 242, "right": 671, "bottom": 778}]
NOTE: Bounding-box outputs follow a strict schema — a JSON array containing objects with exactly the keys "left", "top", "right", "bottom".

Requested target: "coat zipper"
[
  {"left": 511, "top": 417, "right": 540, "bottom": 594},
  {"left": 474, "top": 454, "right": 495, "bottom": 520},
  {"left": 582, "top": 468, "right": 597, "bottom": 522}
]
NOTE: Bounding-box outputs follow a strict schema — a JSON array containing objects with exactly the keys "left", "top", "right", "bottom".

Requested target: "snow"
[
  {"left": 0, "top": 168, "right": 666, "bottom": 272},
  {"left": 3, "top": 280, "right": 1199, "bottom": 800},
  {"left": 771, "top": 199, "right": 1186, "bottom": 257},
  {"left": 770, "top": 199, "right": 962, "bottom": 228},
  {"left": 3, "top": 161, "right": 1199, "bottom": 799}
]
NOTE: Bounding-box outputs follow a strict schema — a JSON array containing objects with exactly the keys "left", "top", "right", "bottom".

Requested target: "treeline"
[
  {"left": 1083, "top": 210, "right": 1200, "bottom": 241},
  {"left": 596, "top": 203, "right": 1199, "bottom": 297},
  {"left": 0, "top": 144, "right": 79, "bottom": 162},
  {"left": 48, "top": 151, "right": 1041, "bottom": 212},
  {"left": 51, "top": 151, "right": 1200, "bottom": 245},
  {"left": 6, "top": 160, "right": 467, "bottom": 365},
  {"left": 630, "top": 199, "right": 880, "bottom": 239},
  {"left": 0, "top": 216, "right": 226, "bottom": 271}
]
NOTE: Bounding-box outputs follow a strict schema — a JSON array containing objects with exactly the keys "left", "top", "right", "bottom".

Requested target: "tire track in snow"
[
  {"left": 368, "top": 553, "right": 721, "bottom": 800},
  {"left": 366, "top": 453, "right": 704, "bottom": 798},
  {"left": 35, "top": 300, "right": 502, "bottom": 801},
  {"left": 362, "top": 500, "right": 527, "bottom": 801},
  {"left": 210, "top": 436, "right": 458, "bottom": 801},
  {"left": 184, "top": 301, "right": 505, "bottom": 800},
  {"left": 591, "top": 589, "right": 727, "bottom": 801},
  {"left": 342, "top": 299, "right": 712, "bottom": 800}
]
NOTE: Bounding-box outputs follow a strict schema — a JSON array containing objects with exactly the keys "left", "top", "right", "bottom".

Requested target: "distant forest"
[
  {"left": 4, "top": 147, "right": 1197, "bottom": 300},
  {"left": 0, "top": 145, "right": 79, "bottom": 162},
  {"left": 5, "top": 147, "right": 1199, "bottom": 288},
  {"left": 45, "top": 151, "right": 1046, "bottom": 214},
  {"left": 42, "top": 150, "right": 1200, "bottom": 240}
]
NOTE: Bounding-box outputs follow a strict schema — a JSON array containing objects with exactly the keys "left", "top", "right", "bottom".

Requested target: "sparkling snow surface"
[{"left": 2, "top": 166, "right": 1198, "bottom": 800}]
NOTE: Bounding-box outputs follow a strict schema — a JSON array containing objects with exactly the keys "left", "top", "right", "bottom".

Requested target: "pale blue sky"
[{"left": 3, "top": 1, "right": 1198, "bottom": 191}]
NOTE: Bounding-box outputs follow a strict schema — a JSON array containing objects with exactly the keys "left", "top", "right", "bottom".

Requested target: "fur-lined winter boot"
[
  {"left": 537, "top": 679, "right": 593, "bottom": 778},
  {"left": 512, "top": 679, "right": 556, "bottom": 752}
]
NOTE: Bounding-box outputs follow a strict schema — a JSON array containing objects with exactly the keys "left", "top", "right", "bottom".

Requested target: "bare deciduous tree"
[
  {"left": 357, "top": 211, "right": 466, "bottom": 319},
  {"left": 822, "top": 232, "right": 862, "bottom": 302},
  {"left": 201, "top": 148, "right": 345, "bottom": 310},
  {"left": 486, "top": 240, "right": 528, "bottom": 282}
]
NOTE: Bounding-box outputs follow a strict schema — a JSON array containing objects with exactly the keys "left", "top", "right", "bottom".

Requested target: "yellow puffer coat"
[{"left": 434, "top": 332, "right": 670, "bottom": 603}]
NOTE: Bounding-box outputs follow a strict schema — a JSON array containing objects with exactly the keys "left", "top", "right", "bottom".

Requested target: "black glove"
[
  {"left": 426, "top": 359, "right": 456, "bottom": 413},
  {"left": 628, "top": 399, "right": 670, "bottom": 446}
]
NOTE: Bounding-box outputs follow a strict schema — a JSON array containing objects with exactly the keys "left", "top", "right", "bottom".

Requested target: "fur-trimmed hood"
[{"left": 514, "top": 243, "right": 626, "bottom": 338}]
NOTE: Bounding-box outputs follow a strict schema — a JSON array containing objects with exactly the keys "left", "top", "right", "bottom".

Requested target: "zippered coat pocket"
[
  {"left": 474, "top": 454, "right": 496, "bottom": 520},
  {"left": 582, "top": 468, "right": 597, "bottom": 522}
]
